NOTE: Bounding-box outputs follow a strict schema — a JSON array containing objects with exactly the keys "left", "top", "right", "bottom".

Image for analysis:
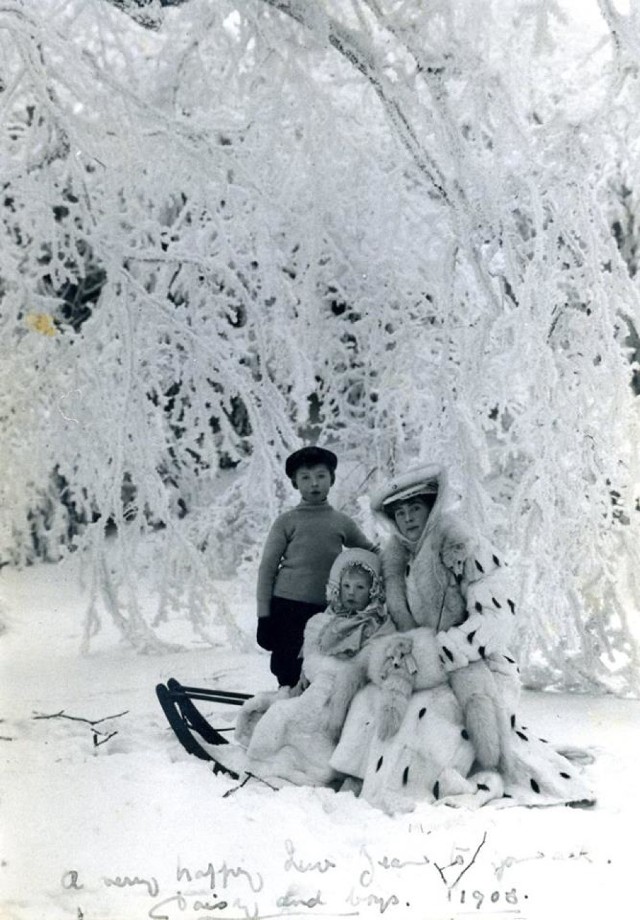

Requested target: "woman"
[{"left": 329, "top": 465, "right": 594, "bottom": 813}]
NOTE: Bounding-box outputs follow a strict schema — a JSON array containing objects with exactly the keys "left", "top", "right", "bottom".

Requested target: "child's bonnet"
[{"left": 317, "top": 548, "right": 391, "bottom": 658}]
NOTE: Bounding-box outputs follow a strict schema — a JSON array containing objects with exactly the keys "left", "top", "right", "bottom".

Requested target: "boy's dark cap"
[{"left": 285, "top": 446, "right": 338, "bottom": 479}]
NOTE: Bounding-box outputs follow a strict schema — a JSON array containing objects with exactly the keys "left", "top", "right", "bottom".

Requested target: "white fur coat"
[{"left": 237, "top": 610, "right": 398, "bottom": 786}]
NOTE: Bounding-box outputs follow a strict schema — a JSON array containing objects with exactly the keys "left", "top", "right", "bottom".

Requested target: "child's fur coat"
[{"left": 237, "top": 550, "right": 401, "bottom": 786}]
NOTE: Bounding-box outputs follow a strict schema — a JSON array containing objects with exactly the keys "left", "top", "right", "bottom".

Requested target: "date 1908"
[{"left": 447, "top": 888, "right": 521, "bottom": 909}]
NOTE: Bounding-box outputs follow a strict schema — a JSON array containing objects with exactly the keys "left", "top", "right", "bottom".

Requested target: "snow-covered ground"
[{"left": 1, "top": 558, "right": 638, "bottom": 920}]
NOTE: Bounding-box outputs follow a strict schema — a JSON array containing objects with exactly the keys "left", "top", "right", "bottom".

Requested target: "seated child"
[
  {"left": 237, "top": 549, "right": 406, "bottom": 787},
  {"left": 255, "top": 446, "right": 376, "bottom": 688}
]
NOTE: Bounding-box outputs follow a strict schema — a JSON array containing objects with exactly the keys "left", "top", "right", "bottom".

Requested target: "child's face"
[
  {"left": 340, "top": 568, "right": 372, "bottom": 612},
  {"left": 293, "top": 463, "right": 332, "bottom": 504},
  {"left": 393, "top": 497, "right": 432, "bottom": 541}
]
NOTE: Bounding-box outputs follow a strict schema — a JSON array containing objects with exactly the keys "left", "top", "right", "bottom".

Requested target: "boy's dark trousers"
[{"left": 267, "top": 596, "right": 325, "bottom": 687}]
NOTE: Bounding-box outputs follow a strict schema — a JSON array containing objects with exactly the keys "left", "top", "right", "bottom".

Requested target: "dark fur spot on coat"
[
  {"left": 516, "top": 731, "right": 528, "bottom": 741},
  {"left": 433, "top": 780, "right": 440, "bottom": 800},
  {"left": 475, "top": 559, "right": 485, "bottom": 573},
  {"left": 405, "top": 564, "right": 411, "bottom": 577},
  {"left": 455, "top": 573, "right": 463, "bottom": 584},
  {"left": 504, "top": 655, "right": 515, "bottom": 664},
  {"left": 477, "top": 783, "right": 489, "bottom": 791},
  {"left": 418, "top": 708, "right": 427, "bottom": 719},
  {"left": 510, "top": 714, "right": 516, "bottom": 729},
  {"left": 507, "top": 599, "right": 516, "bottom": 613},
  {"left": 503, "top": 793, "right": 512, "bottom": 798},
  {"left": 475, "top": 601, "right": 483, "bottom": 613},
  {"left": 467, "top": 630, "right": 477, "bottom": 644},
  {"left": 478, "top": 646, "right": 486, "bottom": 658},
  {"left": 540, "top": 737, "right": 548, "bottom": 743},
  {"left": 492, "top": 554, "right": 501, "bottom": 567},
  {"left": 461, "top": 729, "right": 469, "bottom": 740},
  {"left": 443, "top": 646, "right": 454, "bottom": 662},
  {"left": 530, "top": 779, "right": 540, "bottom": 793},
  {"left": 560, "top": 772, "right": 571, "bottom": 779},
  {"left": 492, "top": 596, "right": 502, "bottom": 608},
  {"left": 376, "top": 757, "right": 383, "bottom": 772},
  {"left": 402, "top": 766, "right": 410, "bottom": 786}
]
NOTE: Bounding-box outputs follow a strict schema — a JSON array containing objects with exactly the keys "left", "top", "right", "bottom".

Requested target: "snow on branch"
[
  {"left": 1, "top": 0, "right": 639, "bottom": 693},
  {"left": 32, "top": 708, "right": 129, "bottom": 748}
]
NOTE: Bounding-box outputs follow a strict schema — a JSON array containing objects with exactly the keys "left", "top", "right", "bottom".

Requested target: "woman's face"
[{"left": 393, "top": 497, "right": 432, "bottom": 541}]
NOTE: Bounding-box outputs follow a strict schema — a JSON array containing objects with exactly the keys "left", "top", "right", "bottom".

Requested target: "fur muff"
[
  {"left": 367, "top": 635, "right": 416, "bottom": 740},
  {"left": 366, "top": 628, "right": 447, "bottom": 741}
]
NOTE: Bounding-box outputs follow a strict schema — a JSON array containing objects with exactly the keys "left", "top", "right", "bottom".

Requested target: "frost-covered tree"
[{"left": 1, "top": 0, "right": 638, "bottom": 692}]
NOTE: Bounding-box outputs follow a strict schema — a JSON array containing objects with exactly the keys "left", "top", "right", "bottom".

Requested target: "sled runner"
[{"left": 156, "top": 678, "right": 252, "bottom": 778}]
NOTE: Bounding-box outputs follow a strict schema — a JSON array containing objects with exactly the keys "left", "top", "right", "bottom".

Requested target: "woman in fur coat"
[{"left": 329, "top": 465, "right": 594, "bottom": 813}]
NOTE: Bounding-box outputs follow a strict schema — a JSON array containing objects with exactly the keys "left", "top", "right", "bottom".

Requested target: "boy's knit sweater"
[{"left": 256, "top": 501, "right": 376, "bottom": 618}]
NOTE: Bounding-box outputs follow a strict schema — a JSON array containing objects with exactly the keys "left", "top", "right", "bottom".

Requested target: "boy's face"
[
  {"left": 393, "top": 496, "right": 433, "bottom": 541},
  {"left": 340, "top": 568, "right": 372, "bottom": 612},
  {"left": 293, "top": 463, "right": 332, "bottom": 503}
]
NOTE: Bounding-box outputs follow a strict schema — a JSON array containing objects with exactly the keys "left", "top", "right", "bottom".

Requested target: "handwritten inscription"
[
  {"left": 104, "top": 874, "right": 159, "bottom": 897},
  {"left": 57, "top": 835, "right": 608, "bottom": 918},
  {"left": 448, "top": 888, "right": 520, "bottom": 908},
  {"left": 284, "top": 839, "right": 336, "bottom": 874},
  {"left": 61, "top": 870, "right": 84, "bottom": 891},
  {"left": 276, "top": 890, "right": 326, "bottom": 909},
  {"left": 148, "top": 892, "right": 230, "bottom": 918},
  {"left": 177, "top": 860, "right": 264, "bottom": 893},
  {"left": 346, "top": 888, "right": 401, "bottom": 914}
]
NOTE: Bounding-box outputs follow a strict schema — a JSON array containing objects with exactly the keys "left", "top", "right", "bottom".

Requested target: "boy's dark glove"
[{"left": 256, "top": 615, "right": 275, "bottom": 651}]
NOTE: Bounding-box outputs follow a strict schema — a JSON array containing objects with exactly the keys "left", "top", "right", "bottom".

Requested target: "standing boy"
[{"left": 256, "top": 446, "right": 376, "bottom": 687}]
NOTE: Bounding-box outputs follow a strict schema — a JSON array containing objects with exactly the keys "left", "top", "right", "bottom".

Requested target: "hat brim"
[{"left": 381, "top": 481, "right": 438, "bottom": 506}]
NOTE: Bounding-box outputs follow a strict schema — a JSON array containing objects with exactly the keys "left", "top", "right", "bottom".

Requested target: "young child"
[
  {"left": 238, "top": 549, "right": 408, "bottom": 787},
  {"left": 256, "top": 446, "right": 376, "bottom": 687}
]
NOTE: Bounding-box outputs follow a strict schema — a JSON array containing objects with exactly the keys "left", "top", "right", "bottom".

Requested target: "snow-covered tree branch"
[{"left": 1, "top": 0, "right": 638, "bottom": 692}]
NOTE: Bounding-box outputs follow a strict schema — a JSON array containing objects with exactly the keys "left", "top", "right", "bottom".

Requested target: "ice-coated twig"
[{"left": 32, "top": 709, "right": 129, "bottom": 726}]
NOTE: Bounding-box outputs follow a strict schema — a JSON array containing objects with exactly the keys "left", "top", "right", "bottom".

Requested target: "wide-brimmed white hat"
[
  {"left": 381, "top": 480, "right": 438, "bottom": 506},
  {"left": 370, "top": 464, "right": 443, "bottom": 517}
]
